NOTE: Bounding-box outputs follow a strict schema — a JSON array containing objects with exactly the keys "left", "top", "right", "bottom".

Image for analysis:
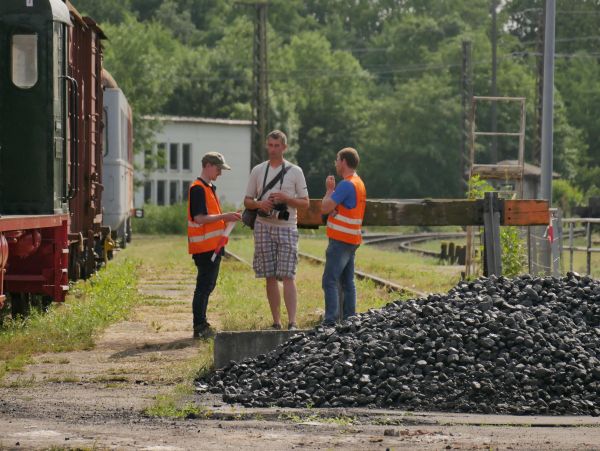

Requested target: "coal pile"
[{"left": 200, "top": 273, "right": 600, "bottom": 415}]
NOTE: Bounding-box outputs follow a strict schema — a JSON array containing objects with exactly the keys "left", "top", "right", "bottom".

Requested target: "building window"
[
  {"left": 182, "top": 181, "right": 191, "bottom": 201},
  {"left": 170, "top": 143, "right": 179, "bottom": 171},
  {"left": 157, "top": 180, "right": 165, "bottom": 205},
  {"left": 144, "top": 149, "right": 153, "bottom": 170},
  {"left": 144, "top": 181, "right": 152, "bottom": 204},
  {"left": 170, "top": 181, "right": 178, "bottom": 204},
  {"left": 157, "top": 143, "right": 167, "bottom": 170},
  {"left": 182, "top": 144, "right": 191, "bottom": 170},
  {"left": 12, "top": 34, "right": 38, "bottom": 89}
]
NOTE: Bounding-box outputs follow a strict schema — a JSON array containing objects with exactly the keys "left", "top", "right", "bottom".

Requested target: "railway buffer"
[{"left": 297, "top": 193, "right": 550, "bottom": 277}]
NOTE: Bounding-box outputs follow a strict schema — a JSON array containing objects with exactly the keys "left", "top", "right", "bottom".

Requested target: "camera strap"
[{"left": 257, "top": 162, "right": 287, "bottom": 201}]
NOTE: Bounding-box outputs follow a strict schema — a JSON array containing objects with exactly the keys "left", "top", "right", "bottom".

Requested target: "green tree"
[
  {"left": 102, "top": 15, "right": 184, "bottom": 154},
  {"left": 360, "top": 73, "right": 461, "bottom": 198},
  {"left": 71, "top": 0, "right": 132, "bottom": 24},
  {"left": 271, "top": 32, "right": 372, "bottom": 196}
]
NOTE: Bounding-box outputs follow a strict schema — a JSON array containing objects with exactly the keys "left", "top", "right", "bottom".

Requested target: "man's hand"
[
  {"left": 269, "top": 192, "right": 289, "bottom": 204},
  {"left": 222, "top": 212, "right": 242, "bottom": 222},
  {"left": 258, "top": 198, "right": 274, "bottom": 212},
  {"left": 325, "top": 175, "right": 336, "bottom": 192}
]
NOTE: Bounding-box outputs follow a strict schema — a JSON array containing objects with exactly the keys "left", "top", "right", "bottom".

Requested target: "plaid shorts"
[{"left": 253, "top": 221, "right": 299, "bottom": 279}]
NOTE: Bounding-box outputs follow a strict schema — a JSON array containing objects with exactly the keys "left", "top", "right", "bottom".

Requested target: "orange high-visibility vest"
[
  {"left": 326, "top": 174, "right": 366, "bottom": 245},
  {"left": 187, "top": 179, "right": 225, "bottom": 254}
]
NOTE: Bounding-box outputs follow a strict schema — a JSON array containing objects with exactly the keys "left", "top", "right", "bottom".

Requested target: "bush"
[
  {"left": 133, "top": 204, "right": 188, "bottom": 235},
  {"left": 132, "top": 202, "right": 252, "bottom": 236},
  {"left": 553, "top": 179, "right": 584, "bottom": 216}
]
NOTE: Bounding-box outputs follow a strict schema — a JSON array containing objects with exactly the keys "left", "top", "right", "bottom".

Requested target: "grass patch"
[
  {"left": 279, "top": 412, "right": 356, "bottom": 426},
  {"left": 0, "top": 259, "right": 140, "bottom": 381},
  {"left": 228, "top": 237, "right": 460, "bottom": 295},
  {"left": 144, "top": 340, "right": 214, "bottom": 418}
]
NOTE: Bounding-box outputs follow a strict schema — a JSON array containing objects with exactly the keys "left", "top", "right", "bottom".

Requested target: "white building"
[{"left": 136, "top": 116, "right": 252, "bottom": 208}]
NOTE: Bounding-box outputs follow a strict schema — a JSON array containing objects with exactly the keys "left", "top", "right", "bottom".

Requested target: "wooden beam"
[
  {"left": 504, "top": 200, "right": 550, "bottom": 225},
  {"left": 297, "top": 199, "right": 550, "bottom": 228},
  {"left": 471, "top": 164, "right": 523, "bottom": 179}
]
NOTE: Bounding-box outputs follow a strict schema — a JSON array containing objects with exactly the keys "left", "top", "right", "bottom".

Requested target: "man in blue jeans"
[{"left": 320, "top": 147, "right": 367, "bottom": 326}]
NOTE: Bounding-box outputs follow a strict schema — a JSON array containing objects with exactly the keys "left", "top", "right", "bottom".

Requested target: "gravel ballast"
[{"left": 200, "top": 273, "right": 600, "bottom": 415}]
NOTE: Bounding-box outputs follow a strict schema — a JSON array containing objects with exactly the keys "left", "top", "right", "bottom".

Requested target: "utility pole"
[
  {"left": 541, "top": 0, "right": 555, "bottom": 205},
  {"left": 533, "top": 4, "right": 545, "bottom": 165},
  {"left": 540, "top": 0, "right": 556, "bottom": 274},
  {"left": 249, "top": 1, "right": 269, "bottom": 167},
  {"left": 490, "top": 0, "right": 498, "bottom": 163},
  {"left": 461, "top": 40, "right": 473, "bottom": 193}
]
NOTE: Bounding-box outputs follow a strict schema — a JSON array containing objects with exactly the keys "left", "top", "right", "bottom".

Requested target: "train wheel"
[
  {"left": 30, "top": 295, "right": 53, "bottom": 313},
  {"left": 10, "top": 293, "right": 31, "bottom": 319},
  {"left": 126, "top": 217, "right": 132, "bottom": 244},
  {"left": 119, "top": 223, "right": 127, "bottom": 250}
]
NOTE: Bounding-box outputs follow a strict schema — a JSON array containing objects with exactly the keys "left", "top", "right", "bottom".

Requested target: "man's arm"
[
  {"left": 193, "top": 212, "right": 241, "bottom": 225},
  {"left": 244, "top": 196, "right": 273, "bottom": 212},
  {"left": 191, "top": 186, "right": 240, "bottom": 225},
  {"left": 321, "top": 175, "right": 337, "bottom": 214}
]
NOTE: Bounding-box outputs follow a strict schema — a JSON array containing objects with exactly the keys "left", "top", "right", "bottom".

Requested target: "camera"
[{"left": 273, "top": 203, "right": 289, "bottom": 221}]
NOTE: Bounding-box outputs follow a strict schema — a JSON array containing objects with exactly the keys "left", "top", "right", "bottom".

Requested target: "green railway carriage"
[
  {"left": 0, "top": 0, "right": 127, "bottom": 315},
  {"left": 0, "top": 0, "right": 71, "bottom": 215}
]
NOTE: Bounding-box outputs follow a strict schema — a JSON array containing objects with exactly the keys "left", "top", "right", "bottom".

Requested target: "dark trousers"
[{"left": 192, "top": 251, "right": 221, "bottom": 329}]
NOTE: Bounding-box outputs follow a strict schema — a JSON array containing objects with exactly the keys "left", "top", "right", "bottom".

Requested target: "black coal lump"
[{"left": 198, "top": 273, "right": 600, "bottom": 416}]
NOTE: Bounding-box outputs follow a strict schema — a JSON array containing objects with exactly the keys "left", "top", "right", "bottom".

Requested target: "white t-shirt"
[{"left": 245, "top": 160, "right": 309, "bottom": 227}]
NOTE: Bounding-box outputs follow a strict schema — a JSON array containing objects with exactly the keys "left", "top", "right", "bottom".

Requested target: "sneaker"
[
  {"left": 321, "top": 321, "right": 336, "bottom": 328},
  {"left": 288, "top": 323, "right": 298, "bottom": 331},
  {"left": 270, "top": 323, "right": 282, "bottom": 330}
]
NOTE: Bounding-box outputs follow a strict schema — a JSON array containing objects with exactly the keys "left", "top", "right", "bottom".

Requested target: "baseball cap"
[{"left": 202, "top": 152, "right": 231, "bottom": 170}]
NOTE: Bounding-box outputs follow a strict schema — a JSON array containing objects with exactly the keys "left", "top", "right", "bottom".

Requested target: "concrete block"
[{"left": 214, "top": 329, "right": 310, "bottom": 369}]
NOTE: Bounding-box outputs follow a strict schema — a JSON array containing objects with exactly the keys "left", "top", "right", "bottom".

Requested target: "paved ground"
[{"left": 1, "top": 261, "right": 600, "bottom": 450}]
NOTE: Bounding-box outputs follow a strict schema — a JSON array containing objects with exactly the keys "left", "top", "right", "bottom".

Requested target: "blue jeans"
[{"left": 322, "top": 239, "right": 359, "bottom": 324}]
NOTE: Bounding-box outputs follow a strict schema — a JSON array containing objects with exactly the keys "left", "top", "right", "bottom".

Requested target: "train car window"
[
  {"left": 120, "top": 110, "right": 128, "bottom": 159},
  {"left": 12, "top": 34, "right": 38, "bottom": 89},
  {"left": 182, "top": 144, "right": 191, "bottom": 170},
  {"left": 169, "top": 143, "right": 179, "bottom": 171}
]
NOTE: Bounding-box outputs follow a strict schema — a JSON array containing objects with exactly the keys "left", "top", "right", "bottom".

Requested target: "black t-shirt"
[{"left": 189, "top": 178, "right": 216, "bottom": 218}]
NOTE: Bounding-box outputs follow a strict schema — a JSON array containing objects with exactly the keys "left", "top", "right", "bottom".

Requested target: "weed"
[
  {"left": 0, "top": 259, "right": 140, "bottom": 381},
  {"left": 144, "top": 384, "right": 208, "bottom": 419}
]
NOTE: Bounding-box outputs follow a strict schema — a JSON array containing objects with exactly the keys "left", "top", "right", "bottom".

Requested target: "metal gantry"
[{"left": 466, "top": 96, "right": 527, "bottom": 277}]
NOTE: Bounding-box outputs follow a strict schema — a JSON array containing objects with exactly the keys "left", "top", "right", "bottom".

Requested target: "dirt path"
[{"left": 1, "top": 259, "right": 600, "bottom": 450}]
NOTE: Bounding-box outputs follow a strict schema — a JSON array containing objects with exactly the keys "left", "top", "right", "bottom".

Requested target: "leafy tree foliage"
[{"left": 76, "top": 0, "right": 597, "bottom": 201}]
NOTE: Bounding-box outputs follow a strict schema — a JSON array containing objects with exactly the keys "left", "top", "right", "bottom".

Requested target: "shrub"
[{"left": 553, "top": 179, "right": 584, "bottom": 216}]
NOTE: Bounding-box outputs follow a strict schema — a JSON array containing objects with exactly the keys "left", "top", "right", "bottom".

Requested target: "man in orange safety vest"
[
  {"left": 320, "top": 147, "right": 366, "bottom": 326},
  {"left": 188, "top": 152, "right": 241, "bottom": 338}
]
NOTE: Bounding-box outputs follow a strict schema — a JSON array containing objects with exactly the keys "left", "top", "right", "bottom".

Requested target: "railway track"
[
  {"left": 224, "top": 249, "right": 426, "bottom": 298},
  {"left": 363, "top": 232, "right": 468, "bottom": 258}
]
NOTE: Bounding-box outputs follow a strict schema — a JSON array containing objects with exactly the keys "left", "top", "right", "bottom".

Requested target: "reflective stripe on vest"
[
  {"left": 187, "top": 180, "right": 225, "bottom": 254},
  {"left": 326, "top": 174, "right": 366, "bottom": 245}
]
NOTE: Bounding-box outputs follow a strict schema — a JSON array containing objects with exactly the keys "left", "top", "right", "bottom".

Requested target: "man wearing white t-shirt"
[{"left": 244, "top": 130, "right": 309, "bottom": 330}]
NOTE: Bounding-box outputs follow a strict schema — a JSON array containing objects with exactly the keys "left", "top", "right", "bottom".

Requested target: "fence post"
[
  {"left": 551, "top": 209, "right": 562, "bottom": 276},
  {"left": 568, "top": 221, "right": 574, "bottom": 273},
  {"left": 586, "top": 221, "right": 592, "bottom": 275},
  {"left": 483, "top": 192, "right": 502, "bottom": 276}
]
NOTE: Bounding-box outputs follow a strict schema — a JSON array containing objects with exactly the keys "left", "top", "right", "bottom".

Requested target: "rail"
[
  {"left": 224, "top": 249, "right": 426, "bottom": 298},
  {"left": 562, "top": 218, "right": 600, "bottom": 275}
]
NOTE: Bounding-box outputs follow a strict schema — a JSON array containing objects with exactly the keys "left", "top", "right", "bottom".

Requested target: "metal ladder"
[{"left": 465, "top": 96, "right": 526, "bottom": 278}]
